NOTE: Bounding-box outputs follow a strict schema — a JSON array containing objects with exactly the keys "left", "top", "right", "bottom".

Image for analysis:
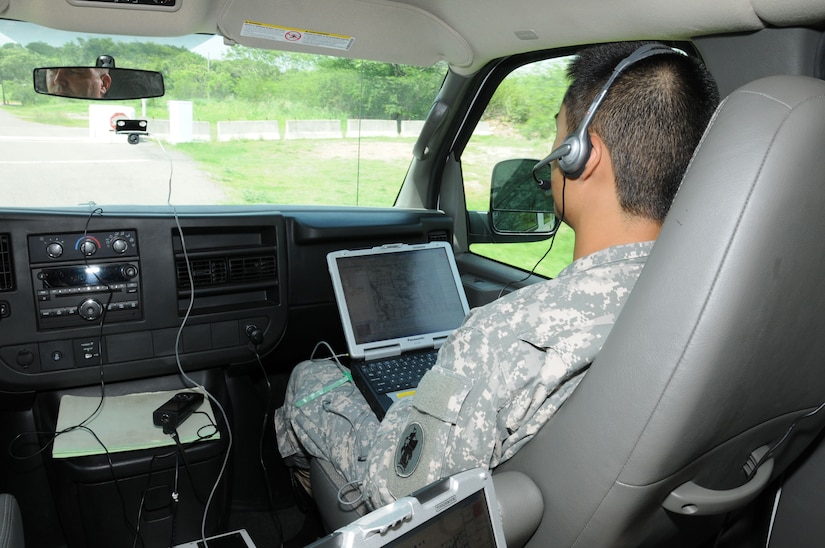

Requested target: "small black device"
[
  {"left": 153, "top": 392, "right": 204, "bottom": 434},
  {"left": 114, "top": 119, "right": 149, "bottom": 144}
]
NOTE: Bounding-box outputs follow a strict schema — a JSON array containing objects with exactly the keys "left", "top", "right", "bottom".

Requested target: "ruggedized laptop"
[
  {"left": 327, "top": 242, "right": 470, "bottom": 419},
  {"left": 305, "top": 468, "right": 507, "bottom": 548}
]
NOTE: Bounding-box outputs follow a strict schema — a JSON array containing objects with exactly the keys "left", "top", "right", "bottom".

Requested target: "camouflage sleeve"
[{"left": 362, "top": 242, "right": 653, "bottom": 508}]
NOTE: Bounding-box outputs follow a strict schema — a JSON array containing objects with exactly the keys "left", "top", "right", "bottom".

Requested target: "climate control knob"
[
  {"left": 46, "top": 242, "right": 64, "bottom": 259},
  {"left": 78, "top": 299, "right": 104, "bottom": 321},
  {"left": 79, "top": 239, "right": 98, "bottom": 256},
  {"left": 112, "top": 238, "right": 128, "bottom": 254}
]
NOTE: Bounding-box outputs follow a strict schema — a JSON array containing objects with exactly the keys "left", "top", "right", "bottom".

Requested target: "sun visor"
[
  {"left": 752, "top": 0, "right": 825, "bottom": 26},
  {"left": 217, "top": 0, "right": 473, "bottom": 68}
]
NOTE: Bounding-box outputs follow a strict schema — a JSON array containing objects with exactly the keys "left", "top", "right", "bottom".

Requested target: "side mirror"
[
  {"left": 33, "top": 67, "right": 165, "bottom": 101},
  {"left": 490, "top": 158, "right": 559, "bottom": 234}
]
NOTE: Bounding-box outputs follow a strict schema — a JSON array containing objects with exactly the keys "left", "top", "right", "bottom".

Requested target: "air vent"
[
  {"left": 0, "top": 234, "right": 13, "bottom": 292},
  {"left": 176, "top": 254, "right": 276, "bottom": 290},
  {"left": 228, "top": 256, "right": 277, "bottom": 283},
  {"left": 178, "top": 257, "right": 228, "bottom": 288}
]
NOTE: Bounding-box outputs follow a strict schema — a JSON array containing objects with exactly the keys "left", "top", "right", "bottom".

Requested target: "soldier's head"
[{"left": 553, "top": 41, "right": 719, "bottom": 224}]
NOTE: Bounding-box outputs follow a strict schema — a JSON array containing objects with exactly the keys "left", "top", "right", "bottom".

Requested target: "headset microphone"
[
  {"left": 532, "top": 144, "right": 570, "bottom": 190},
  {"left": 533, "top": 43, "right": 684, "bottom": 188}
]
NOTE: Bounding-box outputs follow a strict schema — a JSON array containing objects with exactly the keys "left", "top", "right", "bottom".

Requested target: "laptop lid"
[
  {"left": 306, "top": 468, "right": 507, "bottom": 548},
  {"left": 327, "top": 242, "right": 470, "bottom": 361}
]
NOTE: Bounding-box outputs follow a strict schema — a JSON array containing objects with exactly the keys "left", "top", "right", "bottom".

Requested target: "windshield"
[{"left": 0, "top": 20, "right": 447, "bottom": 209}]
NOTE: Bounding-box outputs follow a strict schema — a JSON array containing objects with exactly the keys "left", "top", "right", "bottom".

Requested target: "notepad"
[{"left": 52, "top": 389, "right": 219, "bottom": 459}]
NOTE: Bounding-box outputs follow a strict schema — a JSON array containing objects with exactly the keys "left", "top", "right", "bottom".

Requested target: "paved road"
[{"left": 0, "top": 107, "right": 226, "bottom": 208}]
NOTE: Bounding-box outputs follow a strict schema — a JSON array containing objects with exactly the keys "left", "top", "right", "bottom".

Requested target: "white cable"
[{"left": 154, "top": 134, "right": 233, "bottom": 548}]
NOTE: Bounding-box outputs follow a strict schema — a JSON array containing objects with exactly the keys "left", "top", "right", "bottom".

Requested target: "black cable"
[
  {"left": 171, "top": 411, "right": 219, "bottom": 507},
  {"left": 170, "top": 430, "right": 182, "bottom": 548},
  {"left": 497, "top": 175, "right": 567, "bottom": 298},
  {"left": 254, "top": 349, "right": 284, "bottom": 540},
  {"left": 747, "top": 401, "right": 825, "bottom": 482},
  {"left": 8, "top": 424, "right": 146, "bottom": 547},
  {"left": 133, "top": 451, "right": 175, "bottom": 548}
]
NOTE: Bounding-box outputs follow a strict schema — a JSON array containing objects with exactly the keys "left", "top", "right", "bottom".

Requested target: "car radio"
[
  {"left": 29, "top": 230, "right": 142, "bottom": 329},
  {"left": 32, "top": 261, "right": 142, "bottom": 328}
]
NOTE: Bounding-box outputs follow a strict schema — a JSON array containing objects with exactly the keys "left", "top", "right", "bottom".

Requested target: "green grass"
[
  {"left": 471, "top": 226, "right": 574, "bottom": 279},
  {"left": 172, "top": 138, "right": 411, "bottom": 206}
]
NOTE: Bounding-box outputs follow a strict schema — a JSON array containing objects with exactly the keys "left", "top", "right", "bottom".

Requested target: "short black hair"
[{"left": 563, "top": 41, "right": 720, "bottom": 222}]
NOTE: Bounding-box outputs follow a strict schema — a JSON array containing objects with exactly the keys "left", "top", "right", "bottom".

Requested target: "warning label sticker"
[{"left": 240, "top": 21, "right": 355, "bottom": 51}]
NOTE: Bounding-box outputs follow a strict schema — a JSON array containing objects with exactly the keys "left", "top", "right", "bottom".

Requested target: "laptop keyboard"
[{"left": 362, "top": 350, "right": 438, "bottom": 394}]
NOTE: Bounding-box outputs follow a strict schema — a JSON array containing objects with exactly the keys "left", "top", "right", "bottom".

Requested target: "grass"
[{"left": 172, "top": 138, "right": 411, "bottom": 207}]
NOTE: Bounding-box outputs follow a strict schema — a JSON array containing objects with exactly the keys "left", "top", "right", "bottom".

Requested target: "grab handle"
[{"left": 662, "top": 446, "right": 773, "bottom": 516}]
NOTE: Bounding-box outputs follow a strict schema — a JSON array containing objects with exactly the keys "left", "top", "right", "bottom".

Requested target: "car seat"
[
  {"left": 494, "top": 74, "right": 825, "bottom": 546},
  {"left": 0, "top": 494, "right": 24, "bottom": 548},
  {"left": 311, "top": 74, "right": 825, "bottom": 546}
]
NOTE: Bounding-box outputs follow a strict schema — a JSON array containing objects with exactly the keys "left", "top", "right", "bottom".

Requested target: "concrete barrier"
[
  {"left": 192, "top": 121, "right": 211, "bottom": 141},
  {"left": 400, "top": 120, "right": 425, "bottom": 137},
  {"left": 144, "top": 119, "right": 210, "bottom": 142},
  {"left": 218, "top": 120, "right": 280, "bottom": 141},
  {"left": 284, "top": 119, "right": 342, "bottom": 140},
  {"left": 345, "top": 119, "right": 398, "bottom": 138}
]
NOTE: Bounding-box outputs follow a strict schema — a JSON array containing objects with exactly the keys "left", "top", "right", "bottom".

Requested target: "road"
[{"left": 0, "top": 107, "right": 226, "bottom": 208}]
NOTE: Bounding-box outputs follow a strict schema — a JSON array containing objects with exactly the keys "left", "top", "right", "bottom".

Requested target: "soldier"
[{"left": 274, "top": 40, "right": 719, "bottom": 510}]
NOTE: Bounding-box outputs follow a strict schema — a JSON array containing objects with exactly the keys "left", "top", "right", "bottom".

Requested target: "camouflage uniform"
[{"left": 274, "top": 241, "right": 653, "bottom": 509}]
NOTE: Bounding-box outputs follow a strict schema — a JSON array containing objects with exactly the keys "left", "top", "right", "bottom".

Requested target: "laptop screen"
[
  {"left": 329, "top": 243, "right": 469, "bottom": 353},
  {"left": 305, "top": 468, "right": 507, "bottom": 548},
  {"left": 384, "top": 487, "right": 499, "bottom": 548}
]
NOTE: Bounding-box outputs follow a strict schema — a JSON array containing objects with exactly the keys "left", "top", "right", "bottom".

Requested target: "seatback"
[{"left": 496, "top": 75, "right": 825, "bottom": 546}]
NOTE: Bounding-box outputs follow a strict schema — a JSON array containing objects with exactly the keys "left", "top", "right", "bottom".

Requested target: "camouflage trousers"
[{"left": 273, "top": 358, "right": 380, "bottom": 499}]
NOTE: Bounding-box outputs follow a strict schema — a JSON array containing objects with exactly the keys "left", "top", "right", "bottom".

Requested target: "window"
[
  {"left": 0, "top": 19, "right": 448, "bottom": 209},
  {"left": 463, "top": 57, "right": 575, "bottom": 277}
]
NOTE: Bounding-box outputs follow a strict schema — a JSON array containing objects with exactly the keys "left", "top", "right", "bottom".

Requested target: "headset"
[{"left": 533, "top": 43, "right": 686, "bottom": 189}]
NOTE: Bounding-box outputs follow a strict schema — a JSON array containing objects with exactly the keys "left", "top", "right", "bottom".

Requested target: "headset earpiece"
[
  {"left": 534, "top": 43, "right": 685, "bottom": 184},
  {"left": 556, "top": 130, "right": 591, "bottom": 180}
]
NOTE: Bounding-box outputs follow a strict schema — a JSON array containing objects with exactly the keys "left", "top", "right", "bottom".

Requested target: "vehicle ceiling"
[{"left": 3, "top": 0, "right": 825, "bottom": 74}]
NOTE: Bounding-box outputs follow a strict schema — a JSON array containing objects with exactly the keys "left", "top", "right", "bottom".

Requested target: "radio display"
[{"left": 38, "top": 264, "right": 135, "bottom": 288}]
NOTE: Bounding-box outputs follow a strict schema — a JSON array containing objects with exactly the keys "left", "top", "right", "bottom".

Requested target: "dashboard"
[{"left": 0, "top": 207, "right": 453, "bottom": 392}]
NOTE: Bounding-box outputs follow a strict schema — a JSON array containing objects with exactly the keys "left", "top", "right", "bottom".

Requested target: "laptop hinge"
[{"left": 363, "top": 345, "right": 403, "bottom": 360}]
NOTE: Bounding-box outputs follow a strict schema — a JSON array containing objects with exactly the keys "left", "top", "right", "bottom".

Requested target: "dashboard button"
[{"left": 78, "top": 299, "right": 104, "bottom": 321}]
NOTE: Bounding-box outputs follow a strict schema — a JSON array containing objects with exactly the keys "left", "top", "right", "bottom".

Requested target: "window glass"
[
  {"left": 0, "top": 20, "right": 447, "bottom": 209},
  {"left": 463, "top": 57, "right": 575, "bottom": 277}
]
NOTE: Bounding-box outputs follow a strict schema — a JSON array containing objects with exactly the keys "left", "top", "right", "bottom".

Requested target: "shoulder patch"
[{"left": 394, "top": 422, "right": 423, "bottom": 478}]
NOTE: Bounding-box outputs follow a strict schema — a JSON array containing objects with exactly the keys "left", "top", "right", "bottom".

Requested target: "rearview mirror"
[
  {"left": 33, "top": 67, "right": 165, "bottom": 101},
  {"left": 490, "top": 158, "right": 559, "bottom": 234}
]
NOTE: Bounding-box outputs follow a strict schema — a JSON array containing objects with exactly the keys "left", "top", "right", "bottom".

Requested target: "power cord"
[
  {"left": 497, "top": 176, "right": 567, "bottom": 298},
  {"left": 251, "top": 348, "right": 284, "bottom": 541},
  {"left": 157, "top": 132, "right": 234, "bottom": 548}
]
